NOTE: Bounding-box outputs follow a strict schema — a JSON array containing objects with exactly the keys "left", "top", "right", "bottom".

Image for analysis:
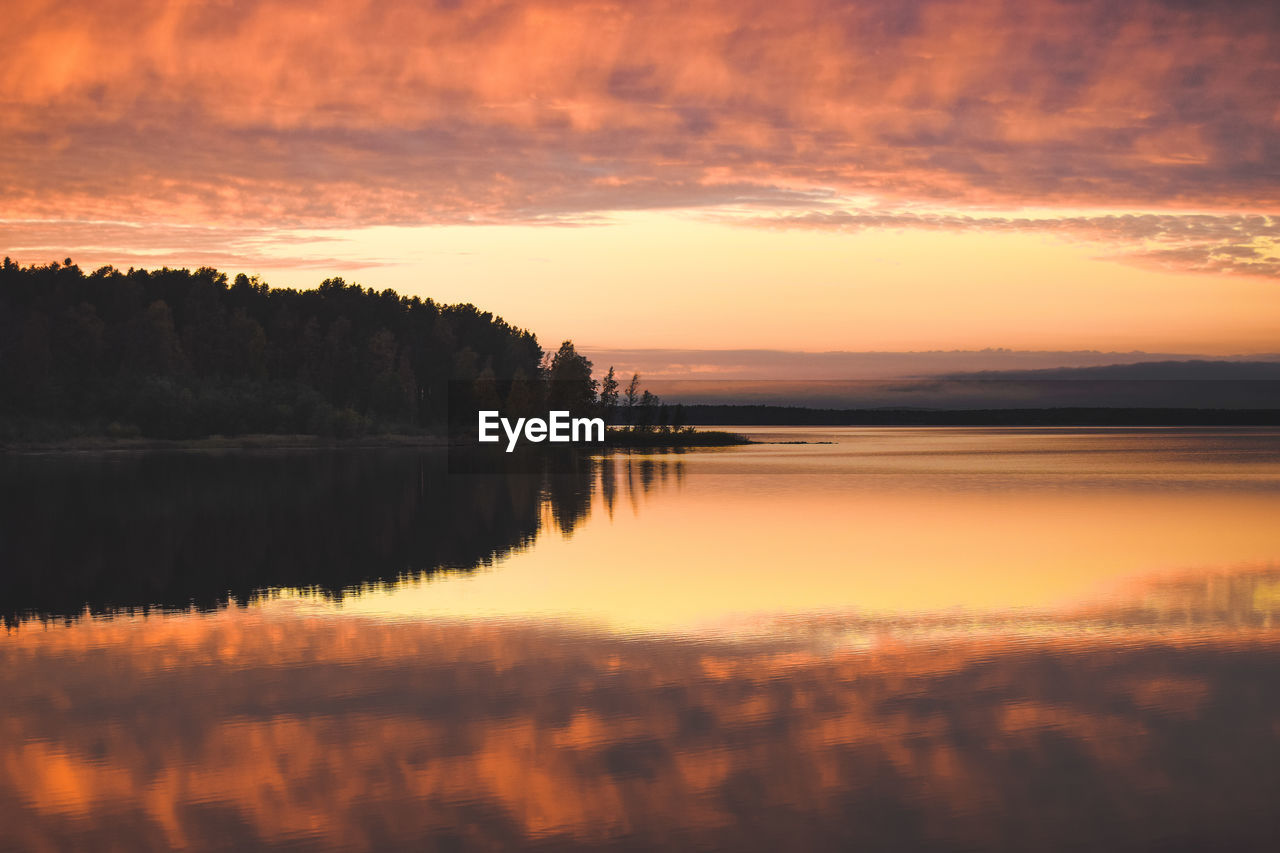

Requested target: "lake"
[{"left": 3, "top": 428, "right": 1280, "bottom": 850}]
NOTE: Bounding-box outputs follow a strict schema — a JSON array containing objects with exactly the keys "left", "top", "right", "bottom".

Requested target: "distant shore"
[
  {"left": 678, "top": 406, "right": 1280, "bottom": 427},
  {"left": 0, "top": 432, "right": 453, "bottom": 454},
  {"left": 0, "top": 428, "right": 752, "bottom": 454},
  {"left": 8, "top": 410, "right": 1280, "bottom": 454},
  {"left": 603, "top": 428, "right": 751, "bottom": 448}
]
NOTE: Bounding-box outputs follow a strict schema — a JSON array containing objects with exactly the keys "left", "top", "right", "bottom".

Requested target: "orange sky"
[{"left": 1, "top": 0, "right": 1278, "bottom": 355}]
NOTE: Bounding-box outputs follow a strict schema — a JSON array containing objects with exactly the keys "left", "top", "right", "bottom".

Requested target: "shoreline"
[
  {"left": 0, "top": 433, "right": 452, "bottom": 455},
  {"left": 0, "top": 429, "right": 753, "bottom": 455},
  {"left": 8, "top": 416, "right": 1277, "bottom": 454}
]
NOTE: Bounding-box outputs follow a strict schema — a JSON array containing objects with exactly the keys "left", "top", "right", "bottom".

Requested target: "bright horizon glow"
[
  {"left": 5, "top": 208, "right": 1279, "bottom": 356},
  {"left": 51, "top": 210, "right": 1268, "bottom": 356},
  {"left": 3, "top": 0, "right": 1278, "bottom": 360}
]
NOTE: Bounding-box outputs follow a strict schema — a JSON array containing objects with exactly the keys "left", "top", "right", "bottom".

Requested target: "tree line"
[
  {"left": 1, "top": 258, "right": 677, "bottom": 440},
  {"left": 476, "top": 339, "right": 684, "bottom": 435}
]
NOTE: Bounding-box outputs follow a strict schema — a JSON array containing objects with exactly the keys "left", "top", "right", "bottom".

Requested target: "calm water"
[{"left": 3, "top": 428, "right": 1280, "bottom": 850}]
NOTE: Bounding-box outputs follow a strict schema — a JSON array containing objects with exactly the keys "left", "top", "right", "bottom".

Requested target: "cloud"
[
  {"left": 0, "top": 219, "right": 391, "bottom": 270},
  {"left": 1125, "top": 241, "right": 1280, "bottom": 278},
  {"left": 2, "top": 0, "right": 1279, "bottom": 231},
  {"left": 728, "top": 210, "right": 1280, "bottom": 278},
  {"left": 579, "top": 347, "right": 1280, "bottom": 380}
]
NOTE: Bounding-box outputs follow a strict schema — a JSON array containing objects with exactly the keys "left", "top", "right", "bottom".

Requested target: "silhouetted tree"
[
  {"left": 635, "top": 389, "right": 659, "bottom": 432},
  {"left": 599, "top": 366, "right": 619, "bottom": 422},
  {"left": 505, "top": 366, "right": 541, "bottom": 418},
  {"left": 0, "top": 260, "right": 543, "bottom": 440},
  {"left": 547, "top": 340, "right": 597, "bottom": 414},
  {"left": 623, "top": 373, "right": 642, "bottom": 428}
]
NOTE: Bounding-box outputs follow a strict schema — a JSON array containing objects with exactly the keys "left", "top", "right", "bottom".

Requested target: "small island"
[{"left": 603, "top": 427, "right": 749, "bottom": 448}]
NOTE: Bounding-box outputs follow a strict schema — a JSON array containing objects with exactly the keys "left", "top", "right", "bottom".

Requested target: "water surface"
[{"left": 3, "top": 428, "right": 1279, "bottom": 850}]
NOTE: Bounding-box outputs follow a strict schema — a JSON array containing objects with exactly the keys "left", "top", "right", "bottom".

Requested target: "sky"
[{"left": 2, "top": 0, "right": 1278, "bottom": 363}]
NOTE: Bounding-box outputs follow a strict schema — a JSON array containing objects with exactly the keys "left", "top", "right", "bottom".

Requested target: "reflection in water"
[
  {"left": 0, "top": 450, "right": 691, "bottom": 627},
  {"left": 351, "top": 429, "right": 1280, "bottom": 632},
  {"left": 2, "top": 608, "right": 1278, "bottom": 851},
  {"left": 0, "top": 451, "right": 646, "bottom": 625},
  {"left": 3, "top": 429, "right": 1280, "bottom": 850}
]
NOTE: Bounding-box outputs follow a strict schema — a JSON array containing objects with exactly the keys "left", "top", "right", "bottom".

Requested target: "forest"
[{"left": 0, "top": 257, "right": 651, "bottom": 440}]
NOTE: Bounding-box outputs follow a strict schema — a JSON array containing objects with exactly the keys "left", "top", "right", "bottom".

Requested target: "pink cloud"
[
  {"left": 728, "top": 210, "right": 1280, "bottom": 278},
  {"left": 2, "top": 0, "right": 1277, "bottom": 232},
  {"left": 0, "top": 219, "right": 391, "bottom": 270}
]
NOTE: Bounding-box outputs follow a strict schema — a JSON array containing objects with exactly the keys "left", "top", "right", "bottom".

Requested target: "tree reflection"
[{"left": 0, "top": 450, "right": 689, "bottom": 625}]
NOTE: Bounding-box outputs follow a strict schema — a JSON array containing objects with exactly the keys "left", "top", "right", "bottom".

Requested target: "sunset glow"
[
  {"left": 4, "top": 7, "right": 1280, "bottom": 847},
  {"left": 3, "top": 0, "right": 1277, "bottom": 355}
]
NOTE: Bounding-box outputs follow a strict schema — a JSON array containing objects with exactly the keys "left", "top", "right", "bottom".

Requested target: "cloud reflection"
[{"left": 2, "top": 573, "right": 1279, "bottom": 851}]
